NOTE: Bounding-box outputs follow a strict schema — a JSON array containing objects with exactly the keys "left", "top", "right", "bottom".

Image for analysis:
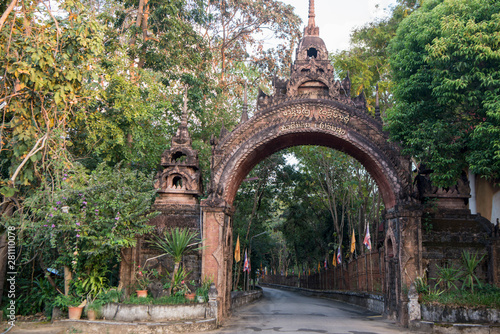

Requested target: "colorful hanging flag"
[
  {"left": 337, "top": 247, "right": 342, "bottom": 265},
  {"left": 317, "top": 262, "right": 320, "bottom": 272},
  {"left": 350, "top": 230, "right": 356, "bottom": 254},
  {"left": 333, "top": 253, "right": 337, "bottom": 267},
  {"left": 363, "top": 225, "right": 372, "bottom": 250},
  {"left": 324, "top": 258, "right": 327, "bottom": 269},
  {"left": 234, "top": 235, "right": 241, "bottom": 263},
  {"left": 243, "top": 249, "right": 249, "bottom": 272}
]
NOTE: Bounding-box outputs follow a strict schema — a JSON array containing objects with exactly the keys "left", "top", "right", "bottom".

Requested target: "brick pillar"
[
  {"left": 385, "top": 204, "right": 423, "bottom": 327},
  {"left": 201, "top": 202, "right": 233, "bottom": 320}
]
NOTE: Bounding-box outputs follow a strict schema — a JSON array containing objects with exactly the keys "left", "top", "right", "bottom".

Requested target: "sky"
[{"left": 280, "top": 0, "right": 399, "bottom": 52}]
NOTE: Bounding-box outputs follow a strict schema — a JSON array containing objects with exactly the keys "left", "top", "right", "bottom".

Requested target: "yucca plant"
[
  {"left": 150, "top": 228, "right": 203, "bottom": 295},
  {"left": 414, "top": 275, "right": 429, "bottom": 295},
  {"left": 434, "top": 264, "right": 462, "bottom": 291},
  {"left": 461, "top": 250, "right": 485, "bottom": 294}
]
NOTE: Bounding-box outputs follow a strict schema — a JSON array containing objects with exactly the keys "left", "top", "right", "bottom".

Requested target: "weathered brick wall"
[
  {"left": 422, "top": 212, "right": 492, "bottom": 288},
  {"left": 119, "top": 204, "right": 203, "bottom": 293}
]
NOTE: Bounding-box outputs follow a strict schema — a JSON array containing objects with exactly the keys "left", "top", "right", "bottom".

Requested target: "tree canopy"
[{"left": 386, "top": 0, "right": 500, "bottom": 186}]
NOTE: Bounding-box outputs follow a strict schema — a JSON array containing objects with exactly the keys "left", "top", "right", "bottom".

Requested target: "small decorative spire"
[
  {"left": 308, "top": 0, "right": 316, "bottom": 26},
  {"left": 375, "top": 84, "right": 381, "bottom": 119},
  {"left": 241, "top": 81, "right": 248, "bottom": 123},
  {"left": 172, "top": 85, "right": 192, "bottom": 146},
  {"left": 181, "top": 85, "right": 188, "bottom": 128},
  {"left": 304, "top": 0, "right": 319, "bottom": 36}
]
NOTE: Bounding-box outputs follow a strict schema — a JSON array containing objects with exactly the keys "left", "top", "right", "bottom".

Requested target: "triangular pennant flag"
[
  {"left": 243, "top": 249, "right": 249, "bottom": 272},
  {"left": 363, "top": 225, "right": 372, "bottom": 250},
  {"left": 350, "top": 230, "right": 356, "bottom": 254},
  {"left": 234, "top": 235, "right": 241, "bottom": 263},
  {"left": 337, "top": 247, "right": 342, "bottom": 265}
]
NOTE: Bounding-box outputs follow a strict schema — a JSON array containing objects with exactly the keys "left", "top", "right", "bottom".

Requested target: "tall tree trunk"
[{"left": 0, "top": 0, "right": 17, "bottom": 32}]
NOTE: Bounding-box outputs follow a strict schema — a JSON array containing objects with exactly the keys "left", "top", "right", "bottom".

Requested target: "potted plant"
[
  {"left": 54, "top": 294, "right": 86, "bottom": 320},
  {"left": 86, "top": 293, "right": 106, "bottom": 320},
  {"left": 86, "top": 302, "right": 99, "bottom": 321},
  {"left": 195, "top": 278, "right": 212, "bottom": 303},
  {"left": 135, "top": 265, "right": 152, "bottom": 297},
  {"left": 195, "top": 287, "right": 206, "bottom": 303},
  {"left": 179, "top": 280, "right": 195, "bottom": 300}
]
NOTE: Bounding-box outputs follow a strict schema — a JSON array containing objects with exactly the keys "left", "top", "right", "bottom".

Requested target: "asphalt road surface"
[{"left": 202, "top": 287, "right": 409, "bottom": 334}]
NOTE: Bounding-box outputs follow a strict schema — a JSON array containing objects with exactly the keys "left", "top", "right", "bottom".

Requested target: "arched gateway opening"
[{"left": 200, "top": 1, "right": 423, "bottom": 322}]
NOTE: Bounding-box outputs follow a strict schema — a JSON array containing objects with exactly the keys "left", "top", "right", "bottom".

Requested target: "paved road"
[{"left": 203, "top": 287, "right": 408, "bottom": 334}]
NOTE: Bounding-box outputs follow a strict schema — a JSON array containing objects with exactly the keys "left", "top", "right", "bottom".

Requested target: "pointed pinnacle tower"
[
  {"left": 304, "top": 0, "right": 319, "bottom": 36},
  {"left": 173, "top": 86, "right": 191, "bottom": 146},
  {"left": 180, "top": 86, "right": 188, "bottom": 128},
  {"left": 155, "top": 86, "right": 203, "bottom": 207},
  {"left": 241, "top": 81, "right": 249, "bottom": 123}
]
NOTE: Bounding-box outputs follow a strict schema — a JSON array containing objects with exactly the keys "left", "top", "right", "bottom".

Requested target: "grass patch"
[
  {"left": 122, "top": 294, "right": 195, "bottom": 305},
  {"left": 420, "top": 285, "right": 500, "bottom": 308}
]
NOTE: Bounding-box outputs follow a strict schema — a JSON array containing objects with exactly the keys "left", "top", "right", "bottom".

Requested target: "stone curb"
[
  {"left": 231, "top": 288, "right": 263, "bottom": 309},
  {"left": 410, "top": 320, "right": 500, "bottom": 334},
  {"left": 55, "top": 317, "right": 217, "bottom": 333}
]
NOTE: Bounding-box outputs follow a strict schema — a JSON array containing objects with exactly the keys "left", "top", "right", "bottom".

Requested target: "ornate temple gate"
[
  {"left": 117, "top": 0, "right": 495, "bottom": 327},
  {"left": 120, "top": 1, "right": 497, "bottom": 327},
  {"left": 200, "top": 1, "right": 422, "bottom": 323}
]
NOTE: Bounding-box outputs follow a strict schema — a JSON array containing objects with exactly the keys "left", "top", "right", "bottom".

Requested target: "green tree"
[
  {"left": 9, "top": 163, "right": 157, "bottom": 309},
  {"left": 386, "top": 0, "right": 500, "bottom": 186},
  {"left": 331, "top": 0, "right": 419, "bottom": 114},
  {"left": 0, "top": 0, "right": 105, "bottom": 191}
]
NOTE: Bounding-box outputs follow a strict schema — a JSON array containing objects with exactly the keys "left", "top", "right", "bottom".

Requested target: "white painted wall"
[
  {"left": 492, "top": 191, "right": 500, "bottom": 226},
  {"left": 468, "top": 171, "right": 477, "bottom": 214}
]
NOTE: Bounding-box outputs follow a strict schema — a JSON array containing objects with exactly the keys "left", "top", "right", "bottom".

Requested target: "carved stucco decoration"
[{"left": 207, "top": 99, "right": 413, "bottom": 210}]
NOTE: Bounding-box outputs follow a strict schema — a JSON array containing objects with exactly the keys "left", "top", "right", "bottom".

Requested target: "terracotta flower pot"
[
  {"left": 68, "top": 306, "right": 83, "bottom": 320},
  {"left": 185, "top": 292, "right": 196, "bottom": 301},
  {"left": 87, "top": 309, "right": 97, "bottom": 321},
  {"left": 136, "top": 289, "right": 148, "bottom": 298}
]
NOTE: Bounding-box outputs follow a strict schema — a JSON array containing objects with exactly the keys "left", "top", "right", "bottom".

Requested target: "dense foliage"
[
  {"left": 7, "top": 163, "right": 157, "bottom": 314},
  {"left": 0, "top": 0, "right": 301, "bottom": 314},
  {"left": 386, "top": 0, "right": 500, "bottom": 186},
  {"left": 232, "top": 148, "right": 383, "bottom": 281}
]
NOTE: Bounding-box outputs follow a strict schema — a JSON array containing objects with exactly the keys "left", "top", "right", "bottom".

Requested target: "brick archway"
[
  {"left": 201, "top": 97, "right": 423, "bottom": 321},
  {"left": 201, "top": 1, "right": 422, "bottom": 322},
  {"left": 210, "top": 99, "right": 410, "bottom": 210}
]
